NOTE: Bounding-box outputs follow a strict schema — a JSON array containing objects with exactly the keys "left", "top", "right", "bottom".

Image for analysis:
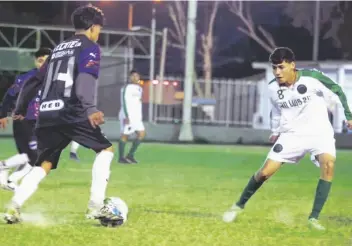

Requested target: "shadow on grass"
[
  {"left": 142, "top": 208, "right": 218, "bottom": 219},
  {"left": 326, "top": 216, "right": 352, "bottom": 225}
]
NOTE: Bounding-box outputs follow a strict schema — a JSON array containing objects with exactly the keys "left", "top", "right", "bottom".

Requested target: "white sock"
[
  {"left": 12, "top": 167, "right": 47, "bottom": 207},
  {"left": 8, "top": 163, "right": 33, "bottom": 183},
  {"left": 90, "top": 151, "right": 113, "bottom": 207},
  {"left": 70, "top": 141, "right": 80, "bottom": 154},
  {"left": 1, "top": 153, "right": 29, "bottom": 169}
]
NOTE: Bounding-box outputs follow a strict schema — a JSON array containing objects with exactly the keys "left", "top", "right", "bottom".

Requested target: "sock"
[
  {"left": 309, "top": 179, "right": 332, "bottom": 219},
  {"left": 127, "top": 139, "right": 141, "bottom": 158},
  {"left": 90, "top": 151, "right": 113, "bottom": 207},
  {"left": 118, "top": 139, "right": 126, "bottom": 159},
  {"left": 1, "top": 154, "right": 29, "bottom": 169},
  {"left": 236, "top": 175, "right": 264, "bottom": 209},
  {"left": 70, "top": 141, "right": 80, "bottom": 154},
  {"left": 12, "top": 167, "right": 47, "bottom": 207},
  {"left": 8, "top": 163, "right": 33, "bottom": 183}
]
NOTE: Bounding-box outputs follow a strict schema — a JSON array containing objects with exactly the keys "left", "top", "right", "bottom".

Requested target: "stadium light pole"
[
  {"left": 312, "top": 0, "right": 320, "bottom": 62},
  {"left": 178, "top": 0, "right": 197, "bottom": 142}
]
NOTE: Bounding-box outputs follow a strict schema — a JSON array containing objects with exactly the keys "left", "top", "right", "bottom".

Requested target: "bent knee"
[
  {"left": 104, "top": 145, "right": 114, "bottom": 153},
  {"left": 137, "top": 131, "right": 146, "bottom": 139}
]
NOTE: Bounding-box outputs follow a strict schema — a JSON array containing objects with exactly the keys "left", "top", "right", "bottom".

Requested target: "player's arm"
[
  {"left": 310, "top": 70, "right": 352, "bottom": 121},
  {"left": 270, "top": 98, "right": 281, "bottom": 137},
  {"left": 0, "top": 77, "right": 20, "bottom": 118},
  {"left": 76, "top": 43, "right": 103, "bottom": 127},
  {"left": 14, "top": 62, "right": 48, "bottom": 117},
  {"left": 122, "top": 85, "right": 134, "bottom": 122}
]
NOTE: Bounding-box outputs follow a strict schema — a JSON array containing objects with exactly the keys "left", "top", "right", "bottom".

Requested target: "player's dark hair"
[
  {"left": 34, "top": 47, "right": 52, "bottom": 58},
  {"left": 269, "top": 47, "right": 295, "bottom": 64},
  {"left": 130, "top": 70, "right": 139, "bottom": 75},
  {"left": 71, "top": 4, "right": 105, "bottom": 30}
]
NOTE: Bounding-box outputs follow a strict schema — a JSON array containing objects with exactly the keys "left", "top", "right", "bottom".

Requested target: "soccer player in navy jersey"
[
  {"left": 4, "top": 4, "right": 120, "bottom": 224},
  {"left": 0, "top": 48, "right": 51, "bottom": 191}
]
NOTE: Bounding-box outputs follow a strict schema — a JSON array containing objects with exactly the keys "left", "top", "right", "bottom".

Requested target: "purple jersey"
[{"left": 1, "top": 69, "right": 40, "bottom": 120}]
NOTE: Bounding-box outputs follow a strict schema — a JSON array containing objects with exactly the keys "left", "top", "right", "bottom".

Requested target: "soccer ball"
[{"left": 99, "top": 197, "right": 128, "bottom": 228}]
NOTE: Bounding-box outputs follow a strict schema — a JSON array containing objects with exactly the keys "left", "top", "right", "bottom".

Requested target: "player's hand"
[
  {"left": 269, "top": 134, "right": 279, "bottom": 144},
  {"left": 345, "top": 120, "right": 352, "bottom": 130},
  {"left": 0, "top": 117, "right": 8, "bottom": 129},
  {"left": 88, "top": 111, "right": 105, "bottom": 128},
  {"left": 12, "top": 114, "right": 24, "bottom": 121},
  {"left": 123, "top": 118, "right": 130, "bottom": 125}
]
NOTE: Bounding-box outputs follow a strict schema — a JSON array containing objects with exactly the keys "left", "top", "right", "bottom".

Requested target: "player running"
[
  {"left": 0, "top": 48, "right": 51, "bottom": 191},
  {"left": 118, "top": 70, "right": 146, "bottom": 164},
  {"left": 3, "top": 4, "right": 120, "bottom": 224},
  {"left": 222, "top": 47, "right": 352, "bottom": 230}
]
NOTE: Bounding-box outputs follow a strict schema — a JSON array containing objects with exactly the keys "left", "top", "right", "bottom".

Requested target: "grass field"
[{"left": 0, "top": 139, "right": 351, "bottom": 246}]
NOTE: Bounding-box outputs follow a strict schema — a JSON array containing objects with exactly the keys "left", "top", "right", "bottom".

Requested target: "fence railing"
[{"left": 97, "top": 77, "right": 262, "bottom": 128}]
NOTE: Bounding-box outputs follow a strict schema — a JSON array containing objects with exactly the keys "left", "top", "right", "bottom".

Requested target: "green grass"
[{"left": 0, "top": 139, "right": 351, "bottom": 246}]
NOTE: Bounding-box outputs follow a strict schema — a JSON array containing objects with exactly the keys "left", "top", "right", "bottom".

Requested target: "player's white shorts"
[
  {"left": 267, "top": 133, "right": 336, "bottom": 167},
  {"left": 120, "top": 120, "right": 145, "bottom": 135}
]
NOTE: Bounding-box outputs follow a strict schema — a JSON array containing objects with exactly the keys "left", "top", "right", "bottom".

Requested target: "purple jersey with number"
[
  {"left": 34, "top": 34, "right": 101, "bottom": 127},
  {"left": 6, "top": 69, "right": 40, "bottom": 120}
]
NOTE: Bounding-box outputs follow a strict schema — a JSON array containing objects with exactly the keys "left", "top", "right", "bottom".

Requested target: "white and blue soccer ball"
[{"left": 99, "top": 197, "right": 128, "bottom": 228}]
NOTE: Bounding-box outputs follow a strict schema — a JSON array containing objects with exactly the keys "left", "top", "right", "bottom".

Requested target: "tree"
[
  {"left": 168, "top": 1, "right": 219, "bottom": 98},
  {"left": 227, "top": 1, "right": 277, "bottom": 54},
  {"left": 227, "top": 1, "right": 347, "bottom": 59},
  {"left": 283, "top": 1, "right": 346, "bottom": 48}
]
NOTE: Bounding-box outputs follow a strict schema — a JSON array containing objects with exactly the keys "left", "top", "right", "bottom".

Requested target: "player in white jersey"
[
  {"left": 118, "top": 70, "right": 146, "bottom": 164},
  {"left": 222, "top": 47, "right": 352, "bottom": 230}
]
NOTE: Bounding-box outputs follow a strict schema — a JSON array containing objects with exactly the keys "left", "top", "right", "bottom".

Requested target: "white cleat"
[
  {"left": 308, "top": 218, "right": 326, "bottom": 231},
  {"left": 1, "top": 181, "right": 17, "bottom": 192},
  {"left": 223, "top": 205, "right": 243, "bottom": 223}
]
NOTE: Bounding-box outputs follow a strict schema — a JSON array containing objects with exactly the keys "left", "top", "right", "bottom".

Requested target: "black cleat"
[
  {"left": 118, "top": 157, "right": 132, "bottom": 164},
  {"left": 125, "top": 156, "right": 138, "bottom": 164}
]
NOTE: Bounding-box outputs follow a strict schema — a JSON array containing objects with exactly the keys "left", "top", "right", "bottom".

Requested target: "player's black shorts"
[
  {"left": 35, "top": 120, "right": 112, "bottom": 169},
  {"left": 13, "top": 119, "right": 38, "bottom": 165}
]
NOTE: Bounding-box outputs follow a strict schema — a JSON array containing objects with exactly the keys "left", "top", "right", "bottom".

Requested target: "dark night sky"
[{"left": 0, "top": 1, "right": 345, "bottom": 78}]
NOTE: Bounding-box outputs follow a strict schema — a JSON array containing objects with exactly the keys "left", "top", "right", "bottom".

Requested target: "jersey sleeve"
[
  {"left": 14, "top": 61, "right": 48, "bottom": 116},
  {"left": 78, "top": 44, "right": 101, "bottom": 79},
  {"left": 122, "top": 85, "right": 134, "bottom": 119},
  {"left": 307, "top": 70, "right": 352, "bottom": 120},
  {"left": 270, "top": 98, "right": 281, "bottom": 136},
  {"left": 0, "top": 76, "right": 21, "bottom": 117}
]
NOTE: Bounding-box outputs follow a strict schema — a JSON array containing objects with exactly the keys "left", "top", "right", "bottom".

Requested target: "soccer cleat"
[
  {"left": 118, "top": 157, "right": 132, "bottom": 164},
  {"left": 70, "top": 152, "right": 80, "bottom": 162},
  {"left": 308, "top": 218, "right": 326, "bottom": 231},
  {"left": 85, "top": 207, "right": 101, "bottom": 220},
  {"left": 4, "top": 206, "right": 21, "bottom": 224},
  {"left": 1, "top": 181, "right": 17, "bottom": 192},
  {"left": 222, "top": 204, "right": 243, "bottom": 223},
  {"left": 125, "top": 156, "right": 138, "bottom": 164}
]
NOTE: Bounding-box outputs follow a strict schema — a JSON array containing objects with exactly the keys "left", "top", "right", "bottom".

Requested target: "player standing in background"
[
  {"left": 0, "top": 48, "right": 51, "bottom": 191},
  {"left": 222, "top": 47, "right": 352, "bottom": 230},
  {"left": 4, "top": 4, "right": 120, "bottom": 224},
  {"left": 118, "top": 70, "right": 146, "bottom": 164}
]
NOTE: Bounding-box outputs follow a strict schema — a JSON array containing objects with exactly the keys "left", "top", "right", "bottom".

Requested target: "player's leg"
[
  {"left": 126, "top": 122, "right": 146, "bottom": 163},
  {"left": 223, "top": 158, "right": 282, "bottom": 222},
  {"left": 66, "top": 121, "right": 114, "bottom": 218},
  {"left": 0, "top": 120, "right": 30, "bottom": 190},
  {"left": 307, "top": 138, "right": 336, "bottom": 230},
  {"left": 223, "top": 134, "right": 305, "bottom": 223},
  {"left": 7, "top": 120, "right": 38, "bottom": 189},
  {"left": 118, "top": 120, "right": 133, "bottom": 164},
  {"left": 69, "top": 141, "right": 80, "bottom": 161},
  {"left": 4, "top": 127, "right": 70, "bottom": 223}
]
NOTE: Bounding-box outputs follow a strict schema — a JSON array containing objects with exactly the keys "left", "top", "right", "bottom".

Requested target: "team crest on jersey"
[
  {"left": 297, "top": 84, "right": 307, "bottom": 94},
  {"left": 273, "top": 144, "right": 283, "bottom": 153}
]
